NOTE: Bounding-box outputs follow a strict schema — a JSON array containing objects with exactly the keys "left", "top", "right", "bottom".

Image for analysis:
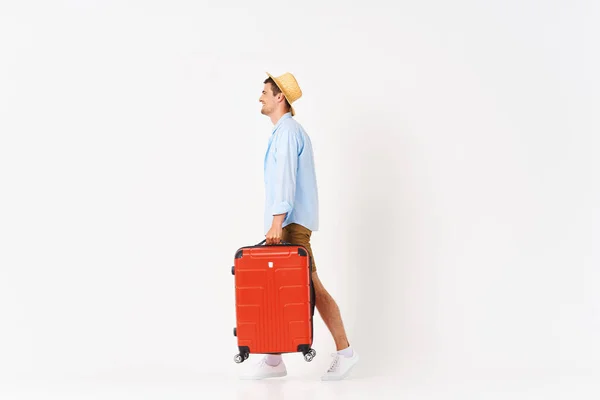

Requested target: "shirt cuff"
[{"left": 272, "top": 201, "right": 292, "bottom": 215}]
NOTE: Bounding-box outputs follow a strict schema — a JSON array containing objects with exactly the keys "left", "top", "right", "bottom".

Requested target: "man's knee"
[{"left": 312, "top": 272, "right": 326, "bottom": 295}]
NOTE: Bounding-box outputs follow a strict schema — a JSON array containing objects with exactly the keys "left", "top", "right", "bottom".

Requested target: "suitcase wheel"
[
  {"left": 234, "top": 352, "right": 249, "bottom": 363},
  {"left": 303, "top": 349, "right": 316, "bottom": 362}
]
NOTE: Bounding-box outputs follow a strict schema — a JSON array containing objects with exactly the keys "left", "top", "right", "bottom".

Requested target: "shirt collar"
[{"left": 271, "top": 112, "right": 292, "bottom": 134}]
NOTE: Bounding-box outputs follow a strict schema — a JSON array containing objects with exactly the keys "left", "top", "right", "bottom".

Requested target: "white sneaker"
[
  {"left": 321, "top": 351, "right": 359, "bottom": 381},
  {"left": 239, "top": 356, "right": 287, "bottom": 380}
]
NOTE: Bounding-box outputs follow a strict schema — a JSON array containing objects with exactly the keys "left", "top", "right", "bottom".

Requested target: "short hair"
[{"left": 264, "top": 77, "right": 291, "bottom": 109}]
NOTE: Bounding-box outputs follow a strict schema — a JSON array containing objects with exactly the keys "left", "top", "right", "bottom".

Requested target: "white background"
[{"left": 1, "top": 0, "right": 598, "bottom": 398}]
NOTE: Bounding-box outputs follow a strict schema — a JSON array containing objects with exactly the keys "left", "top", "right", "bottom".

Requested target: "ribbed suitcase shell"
[{"left": 232, "top": 242, "right": 315, "bottom": 362}]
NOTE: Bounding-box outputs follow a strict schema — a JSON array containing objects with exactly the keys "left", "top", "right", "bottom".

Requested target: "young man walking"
[{"left": 240, "top": 72, "right": 359, "bottom": 381}]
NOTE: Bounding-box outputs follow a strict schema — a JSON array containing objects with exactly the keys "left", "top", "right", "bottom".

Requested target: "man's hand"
[
  {"left": 265, "top": 214, "right": 286, "bottom": 245},
  {"left": 266, "top": 225, "right": 283, "bottom": 245}
]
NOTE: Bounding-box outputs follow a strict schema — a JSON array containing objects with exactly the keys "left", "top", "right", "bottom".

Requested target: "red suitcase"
[{"left": 231, "top": 239, "right": 316, "bottom": 363}]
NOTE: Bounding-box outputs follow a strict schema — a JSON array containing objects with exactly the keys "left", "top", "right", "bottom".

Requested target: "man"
[{"left": 241, "top": 72, "right": 359, "bottom": 381}]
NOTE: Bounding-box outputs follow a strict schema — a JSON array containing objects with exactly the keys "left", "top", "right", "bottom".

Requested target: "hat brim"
[{"left": 266, "top": 72, "right": 295, "bottom": 116}]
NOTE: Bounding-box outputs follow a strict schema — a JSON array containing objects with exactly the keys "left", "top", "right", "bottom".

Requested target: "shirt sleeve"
[{"left": 271, "top": 126, "right": 299, "bottom": 216}]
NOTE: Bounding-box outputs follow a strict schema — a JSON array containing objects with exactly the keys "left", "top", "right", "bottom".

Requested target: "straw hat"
[{"left": 266, "top": 72, "right": 302, "bottom": 116}]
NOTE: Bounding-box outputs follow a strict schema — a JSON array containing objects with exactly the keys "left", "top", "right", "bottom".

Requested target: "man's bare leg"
[{"left": 312, "top": 271, "right": 350, "bottom": 351}]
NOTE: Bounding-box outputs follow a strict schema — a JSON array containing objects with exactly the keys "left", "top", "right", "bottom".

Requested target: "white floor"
[{"left": 2, "top": 368, "right": 597, "bottom": 400}]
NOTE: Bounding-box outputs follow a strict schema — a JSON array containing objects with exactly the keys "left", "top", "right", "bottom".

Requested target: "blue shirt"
[{"left": 264, "top": 112, "right": 319, "bottom": 235}]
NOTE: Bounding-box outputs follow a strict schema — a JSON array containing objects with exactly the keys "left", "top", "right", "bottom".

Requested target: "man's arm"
[{"left": 265, "top": 128, "right": 299, "bottom": 244}]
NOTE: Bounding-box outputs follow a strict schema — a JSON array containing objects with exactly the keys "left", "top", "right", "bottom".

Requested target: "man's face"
[{"left": 259, "top": 83, "right": 278, "bottom": 116}]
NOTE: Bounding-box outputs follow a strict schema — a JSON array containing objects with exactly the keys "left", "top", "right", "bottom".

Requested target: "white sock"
[
  {"left": 337, "top": 346, "right": 354, "bottom": 358},
  {"left": 265, "top": 354, "right": 282, "bottom": 366}
]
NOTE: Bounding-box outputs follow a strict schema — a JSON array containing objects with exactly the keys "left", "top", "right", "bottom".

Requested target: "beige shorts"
[{"left": 282, "top": 223, "right": 316, "bottom": 272}]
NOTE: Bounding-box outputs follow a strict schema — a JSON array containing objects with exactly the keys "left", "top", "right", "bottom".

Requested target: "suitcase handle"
[{"left": 256, "top": 239, "right": 292, "bottom": 246}]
